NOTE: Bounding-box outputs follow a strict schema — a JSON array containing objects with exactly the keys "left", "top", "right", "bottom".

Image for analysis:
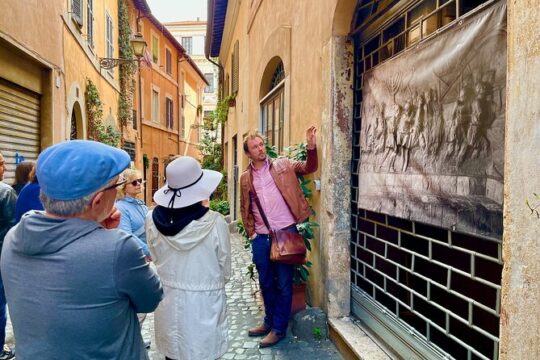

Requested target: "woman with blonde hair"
[{"left": 115, "top": 168, "right": 150, "bottom": 259}]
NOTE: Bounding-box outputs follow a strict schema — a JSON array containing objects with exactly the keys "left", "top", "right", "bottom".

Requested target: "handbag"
[{"left": 250, "top": 176, "right": 306, "bottom": 265}]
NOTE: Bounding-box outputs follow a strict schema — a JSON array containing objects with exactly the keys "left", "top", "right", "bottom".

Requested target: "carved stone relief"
[{"left": 358, "top": 1, "right": 507, "bottom": 237}]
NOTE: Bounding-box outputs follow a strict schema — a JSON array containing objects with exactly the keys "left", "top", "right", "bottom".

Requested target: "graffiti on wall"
[{"left": 358, "top": 1, "right": 507, "bottom": 238}]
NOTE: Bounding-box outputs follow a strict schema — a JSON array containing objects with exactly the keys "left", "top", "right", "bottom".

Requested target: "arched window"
[
  {"left": 269, "top": 61, "right": 284, "bottom": 90},
  {"left": 260, "top": 60, "right": 285, "bottom": 153},
  {"left": 70, "top": 102, "right": 83, "bottom": 140}
]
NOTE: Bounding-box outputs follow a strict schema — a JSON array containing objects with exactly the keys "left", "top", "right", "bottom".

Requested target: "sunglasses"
[
  {"left": 129, "top": 178, "right": 143, "bottom": 186},
  {"left": 101, "top": 179, "right": 127, "bottom": 192}
]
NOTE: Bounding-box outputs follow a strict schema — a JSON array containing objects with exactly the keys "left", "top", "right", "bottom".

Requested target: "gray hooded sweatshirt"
[{"left": 0, "top": 211, "right": 163, "bottom": 360}]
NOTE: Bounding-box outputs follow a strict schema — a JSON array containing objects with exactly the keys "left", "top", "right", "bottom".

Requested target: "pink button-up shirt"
[{"left": 250, "top": 158, "right": 296, "bottom": 234}]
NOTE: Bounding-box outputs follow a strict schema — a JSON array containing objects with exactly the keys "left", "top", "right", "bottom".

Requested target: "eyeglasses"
[
  {"left": 101, "top": 179, "right": 127, "bottom": 192},
  {"left": 129, "top": 178, "right": 143, "bottom": 186}
]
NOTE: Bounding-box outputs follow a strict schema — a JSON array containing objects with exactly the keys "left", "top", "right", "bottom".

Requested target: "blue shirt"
[
  {"left": 15, "top": 182, "right": 44, "bottom": 222},
  {"left": 116, "top": 197, "right": 150, "bottom": 256}
]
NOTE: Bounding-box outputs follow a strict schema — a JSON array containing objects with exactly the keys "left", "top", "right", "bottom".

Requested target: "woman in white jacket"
[{"left": 146, "top": 156, "right": 231, "bottom": 360}]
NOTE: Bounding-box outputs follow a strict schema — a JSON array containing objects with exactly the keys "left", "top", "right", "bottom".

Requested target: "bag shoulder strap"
[{"left": 249, "top": 169, "right": 273, "bottom": 232}]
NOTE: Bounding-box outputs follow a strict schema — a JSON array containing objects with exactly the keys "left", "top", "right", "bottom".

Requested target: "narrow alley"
[{"left": 142, "top": 231, "right": 344, "bottom": 360}]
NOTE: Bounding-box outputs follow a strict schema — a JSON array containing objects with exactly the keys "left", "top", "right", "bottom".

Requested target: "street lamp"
[
  {"left": 130, "top": 32, "right": 147, "bottom": 58},
  {"left": 99, "top": 32, "right": 147, "bottom": 200}
]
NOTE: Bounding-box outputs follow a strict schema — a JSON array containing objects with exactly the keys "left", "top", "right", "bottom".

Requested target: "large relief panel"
[{"left": 358, "top": 2, "right": 506, "bottom": 237}]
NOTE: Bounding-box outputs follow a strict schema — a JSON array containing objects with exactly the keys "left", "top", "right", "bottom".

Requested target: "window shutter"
[
  {"left": 224, "top": 74, "right": 229, "bottom": 98},
  {"left": 72, "top": 0, "right": 83, "bottom": 26},
  {"left": 232, "top": 41, "right": 239, "bottom": 94},
  {"left": 166, "top": 50, "right": 172, "bottom": 74},
  {"left": 87, "top": 0, "right": 94, "bottom": 47}
]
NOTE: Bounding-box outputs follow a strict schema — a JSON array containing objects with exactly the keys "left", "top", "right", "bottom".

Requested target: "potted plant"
[{"left": 237, "top": 142, "right": 318, "bottom": 315}]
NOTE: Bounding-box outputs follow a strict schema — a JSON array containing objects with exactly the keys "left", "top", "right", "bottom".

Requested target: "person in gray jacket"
[{"left": 1, "top": 140, "right": 163, "bottom": 360}]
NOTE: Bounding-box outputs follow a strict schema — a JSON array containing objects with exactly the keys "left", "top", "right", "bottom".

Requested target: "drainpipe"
[{"left": 176, "top": 56, "right": 181, "bottom": 155}]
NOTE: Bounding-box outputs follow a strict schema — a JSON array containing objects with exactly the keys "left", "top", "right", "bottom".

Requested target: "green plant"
[
  {"left": 85, "top": 79, "right": 121, "bottom": 147},
  {"left": 117, "top": 0, "right": 135, "bottom": 127},
  {"left": 97, "top": 123, "right": 121, "bottom": 147},
  {"left": 85, "top": 78, "right": 103, "bottom": 140},
  {"left": 210, "top": 199, "right": 230, "bottom": 215},
  {"left": 526, "top": 193, "right": 540, "bottom": 218},
  {"left": 237, "top": 220, "right": 251, "bottom": 250},
  {"left": 312, "top": 326, "right": 323, "bottom": 341},
  {"left": 237, "top": 220, "right": 257, "bottom": 282},
  {"left": 143, "top": 154, "right": 149, "bottom": 169}
]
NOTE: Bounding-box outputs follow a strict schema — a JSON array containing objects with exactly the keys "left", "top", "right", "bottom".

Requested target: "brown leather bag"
[
  {"left": 269, "top": 228, "right": 306, "bottom": 265},
  {"left": 250, "top": 176, "right": 306, "bottom": 265}
]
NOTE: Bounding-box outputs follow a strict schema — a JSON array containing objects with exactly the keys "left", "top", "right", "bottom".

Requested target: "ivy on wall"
[
  {"left": 85, "top": 78, "right": 121, "bottom": 147},
  {"left": 117, "top": 0, "right": 135, "bottom": 128}
]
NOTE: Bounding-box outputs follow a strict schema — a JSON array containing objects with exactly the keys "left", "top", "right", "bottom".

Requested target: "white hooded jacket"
[{"left": 146, "top": 210, "right": 231, "bottom": 360}]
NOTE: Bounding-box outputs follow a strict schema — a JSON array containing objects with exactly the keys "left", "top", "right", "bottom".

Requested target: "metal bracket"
[{"left": 99, "top": 58, "right": 136, "bottom": 70}]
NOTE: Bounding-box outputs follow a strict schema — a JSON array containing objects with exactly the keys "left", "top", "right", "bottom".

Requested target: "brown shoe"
[
  {"left": 248, "top": 323, "right": 271, "bottom": 337},
  {"left": 259, "top": 330, "right": 285, "bottom": 348}
]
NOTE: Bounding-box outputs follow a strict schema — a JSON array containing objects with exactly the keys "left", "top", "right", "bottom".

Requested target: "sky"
[{"left": 146, "top": 0, "right": 207, "bottom": 23}]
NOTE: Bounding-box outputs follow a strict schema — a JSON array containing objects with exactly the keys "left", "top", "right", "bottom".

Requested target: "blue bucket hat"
[{"left": 37, "top": 140, "right": 130, "bottom": 201}]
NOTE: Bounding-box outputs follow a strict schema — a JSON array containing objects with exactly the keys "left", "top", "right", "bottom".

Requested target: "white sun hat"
[{"left": 153, "top": 156, "right": 223, "bottom": 209}]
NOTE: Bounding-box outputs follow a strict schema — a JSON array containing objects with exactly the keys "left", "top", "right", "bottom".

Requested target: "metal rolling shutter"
[{"left": 0, "top": 78, "right": 41, "bottom": 184}]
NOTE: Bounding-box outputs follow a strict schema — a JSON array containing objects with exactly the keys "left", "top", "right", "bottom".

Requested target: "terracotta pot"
[{"left": 290, "top": 283, "right": 307, "bottom": 315}]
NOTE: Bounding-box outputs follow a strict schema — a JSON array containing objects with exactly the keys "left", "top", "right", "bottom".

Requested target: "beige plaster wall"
[
  {"left": 500, "top": 1, "right": 540, "bottom": 358},
  {"left": 0, "top": 0, "right": 65, "bottom": 147}
]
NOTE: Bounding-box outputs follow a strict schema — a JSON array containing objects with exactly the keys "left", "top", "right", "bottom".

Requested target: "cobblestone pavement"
[
  {"left": 146, "top": 232, "right": 343, "bottom": 359},
  {"left": 6, "top": 232, "right": 342, "bottom": 360}
]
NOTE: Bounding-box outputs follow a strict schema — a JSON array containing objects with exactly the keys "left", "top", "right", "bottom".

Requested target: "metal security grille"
[
  {"left": 0, "top": 78, "right": 40, "bottom": 184},
  {"left": 350, "top": 1, "right": 501, "bottom": 359}
]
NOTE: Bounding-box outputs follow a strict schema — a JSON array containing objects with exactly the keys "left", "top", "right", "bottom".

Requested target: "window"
[
  {"left": 71, "top": 0, "right": 83, "bottom": 26},
  {"left": 132, "top": 109, "right": 137, "bottom": 130},
  {"left": 231, "top": 41, "right": 239, "bottom": 94},
  {"left": 152, "top": 35, "right": 159, "bottom": 63},
  {"left": 152, "top": 90, "right": 159, "bottom": 123},
  {"left": 260, "top": 62, "right": 285, "bottom": 153},
  {"left": 261, "top": 90, "right": 285, "bottom": 153},
  {"left": 204, "top": 73, "right": 214, "bottom": 93},
  {"left": 87, "top": 0, "right": 94, "bottom": 48},
  {"left": 106, "top": 13, "right": 113, "bottom": 60},
  {"left": 181, "top": 37, "right": 192, "bottom": 54},
  {"left": 122, "top": 141, "right": 136, "bottom": 161},
  {"left": 166, "top": 98, "right": 174, "bottom": 129},
  {"left": 165, "top": 49, "right": 172, "bottom": 74}
]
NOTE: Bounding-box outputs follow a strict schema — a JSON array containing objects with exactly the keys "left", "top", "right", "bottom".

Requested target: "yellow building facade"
[
  {"left": 0, "top": 0, "right": 65, "bottom": 182},
  {"left": 64, "top": 0, "right": 122, "bottom": 145},
  {"left": 129, "top": 0, "right": 207, "bottom": 204}
]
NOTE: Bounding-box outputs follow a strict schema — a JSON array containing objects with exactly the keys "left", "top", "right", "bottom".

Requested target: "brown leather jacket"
[{"left": 240, "top": 147, "right": 318, "bottom": 238}]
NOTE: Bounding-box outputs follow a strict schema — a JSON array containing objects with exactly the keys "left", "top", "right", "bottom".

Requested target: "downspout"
[{"left": 177, "top": 55, "right": 182, "bottom": 155}]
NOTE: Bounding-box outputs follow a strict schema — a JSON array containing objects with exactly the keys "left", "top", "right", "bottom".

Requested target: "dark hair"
[
  {"left": 243, "top": 132, "right": 265, "bottom": 153},
  {"left": 13, "top": 160, "right": 35, "bottom": 186}
]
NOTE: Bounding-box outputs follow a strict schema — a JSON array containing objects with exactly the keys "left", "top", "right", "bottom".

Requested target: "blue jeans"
[
  {"left": 251, "top": 233, "right": 294, "bottom": 334},
  {"left": 0, "top": 269, "right": 6, "bottom": 348}
]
